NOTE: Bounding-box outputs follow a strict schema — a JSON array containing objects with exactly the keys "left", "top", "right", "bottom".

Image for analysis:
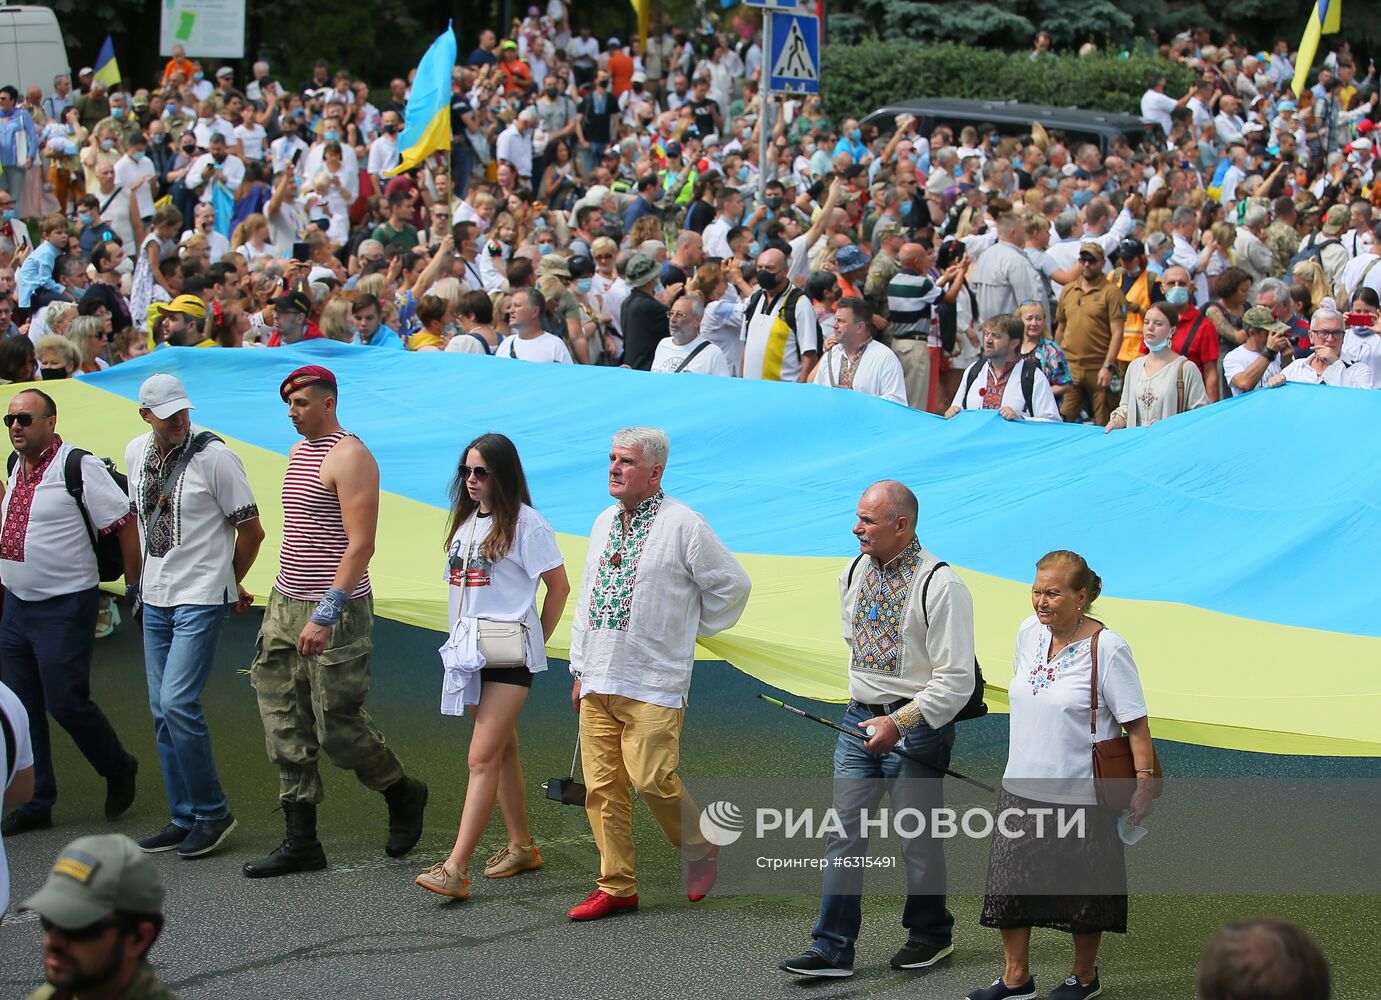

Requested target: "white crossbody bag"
[{"left": 458, "top": 514, "right": 528, "bottom": 669}]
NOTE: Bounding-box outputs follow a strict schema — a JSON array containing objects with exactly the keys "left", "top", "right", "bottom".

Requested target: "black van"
[{"left": 860, "top": 98, "right": 1156, "bottom": 155}]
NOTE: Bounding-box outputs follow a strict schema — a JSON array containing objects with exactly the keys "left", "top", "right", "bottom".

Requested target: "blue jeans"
[
  {"left": 143, "top": 603, "right": 229, "bottom": 826},
  {"left": 0, "top": 586, "right": 128, "bottom": 814},
  {"left": 810, "top": 700, "right": 957, "bottom": 967}
]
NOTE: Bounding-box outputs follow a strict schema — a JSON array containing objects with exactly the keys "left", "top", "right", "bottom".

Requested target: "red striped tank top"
[{"left": 274, "top": 431, "right": 372, "bottom": 601}]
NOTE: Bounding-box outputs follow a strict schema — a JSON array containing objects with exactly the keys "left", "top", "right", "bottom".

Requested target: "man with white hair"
[
  {"left": 567, "top": 428, "right": 750, "bottom": 920},
  {"left": 651, "top": 294, "right": 730, "bottom": 375},
  {"left": 496, "top": 107, "right": 537, "bottom": 185},
  {"left": 1233, "top": 204, "right": 1274, "bottom": 282},
  {"left": 1270, "top": 309, "right": 1370, "bottom": 388}
]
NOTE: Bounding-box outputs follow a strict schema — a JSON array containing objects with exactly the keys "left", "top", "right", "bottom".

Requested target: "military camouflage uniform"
[
  {"left": 1264, "top": 220, "right": 1301, "bottom": 276},
  {"left": 865, "top": 250, "right": 902, "bottom": 313},
  {"left": 249, "top": 589, "right": 404, "bottom": 804}
]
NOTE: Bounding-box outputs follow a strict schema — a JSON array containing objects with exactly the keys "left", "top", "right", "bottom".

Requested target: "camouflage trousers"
[{"left": 249, "top": 588, "right": 405, "bottom": 804}]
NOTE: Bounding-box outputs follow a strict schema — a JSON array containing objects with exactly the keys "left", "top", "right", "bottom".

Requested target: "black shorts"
[{"left": 480, "top": 666, "right": 533, "bottom": 688}]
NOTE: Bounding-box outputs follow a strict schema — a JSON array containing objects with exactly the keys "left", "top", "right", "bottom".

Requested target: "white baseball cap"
[{"left": 138, "top": 374, "right": 194, "bottom": 419}]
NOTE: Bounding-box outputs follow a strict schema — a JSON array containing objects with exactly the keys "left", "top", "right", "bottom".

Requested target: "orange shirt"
[
  {"left": 499, "top": 58, "right": 533, "bottom": 98},
  {"left": 162, "top": 58, "right": 195, "bottom": 86},
  {"left": 607, "top": 51, "right": 634, "bottom": 97}
]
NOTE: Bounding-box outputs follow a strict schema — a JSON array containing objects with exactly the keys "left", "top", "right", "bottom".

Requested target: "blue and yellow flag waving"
[
  {"left": 1291, "top": 0, "right": 1342, "bottom": 99},
  {"left": 92, "top": 35, "right": 121, "bottom": 88},
  {"left": 385, "top": 23, "right": 457, "bottom": 178}
]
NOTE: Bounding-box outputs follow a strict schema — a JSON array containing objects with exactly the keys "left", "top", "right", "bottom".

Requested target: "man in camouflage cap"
[{"left": 21, "top": 834, "right": 173, "bottom": 998}]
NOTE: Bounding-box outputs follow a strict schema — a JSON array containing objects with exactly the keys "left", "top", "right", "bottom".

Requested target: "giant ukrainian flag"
[
  {"left": 385, "top": 24, "right": 457, "bottom": 178},
  {"left": 1291, "top": 0, "right": 1342, "bottom": 99},
  {"left": 17, "top": 345, "right": 1381, "bottom": 757}
]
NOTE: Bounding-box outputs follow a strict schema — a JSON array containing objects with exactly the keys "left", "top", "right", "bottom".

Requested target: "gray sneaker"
[{"left": 178, "top": 815, "right": 237, "bottom": 858}]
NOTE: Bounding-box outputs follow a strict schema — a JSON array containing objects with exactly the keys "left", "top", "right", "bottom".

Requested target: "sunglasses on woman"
[{"left": 460, "top": 465, "right": 489, "bottom": 481}]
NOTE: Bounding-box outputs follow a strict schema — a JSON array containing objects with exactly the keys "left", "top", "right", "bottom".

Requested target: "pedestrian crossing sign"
[{"left": 767, "top": 11, "right": 819, "bottom": 95}]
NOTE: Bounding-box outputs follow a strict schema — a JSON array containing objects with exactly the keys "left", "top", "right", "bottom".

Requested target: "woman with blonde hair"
[
  {"left": 1017, "top": 301, "right": 1072, "bottom": 400},
  {"left": 232, "top": 212, "right": 274, "bottom": 261},
  {"left": 626, "top": 214, "right": 663, "bottom": 250},
  {"left": 318, "top": 296, "right": 357, "bottom": 343},
  {"left": 64, "top": 315, "right": 112, "bottom": 373},
  {"left": 36, "top": 333, "right": 81, "bottom": 377}
]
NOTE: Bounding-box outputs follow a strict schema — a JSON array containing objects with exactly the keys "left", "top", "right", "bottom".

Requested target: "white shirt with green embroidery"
[
  {"left": 840, "top": 538, "right": 977, "bottom": 730},
  {"left": 570, "top": 492, "right": 751, "bottom": 708}
]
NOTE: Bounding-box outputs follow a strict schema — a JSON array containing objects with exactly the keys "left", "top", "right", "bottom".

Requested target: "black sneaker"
[
  {"left": 891, "top": 940, "right": 954, "bottom": 970},
  {"left": 105, "top": 755, "right": 138, "bottom": 819},
  {"left": 178, "top": 815, "right": 237, "bottom": 858},
  {"left": 1048, "top": 971, "right": 1102, "bottom": 1000},
  {"left": 139, "top": 823, "right": 191, "bottom": 853},
  {"left": 967, "top": 976, "right": 1038, "bottom": 1000},
  {"left": 1, "top": 808, "right": 52, "bottom": 836},
  {"left": 779, "top": 952, "right": 853, "bottom": 978}
]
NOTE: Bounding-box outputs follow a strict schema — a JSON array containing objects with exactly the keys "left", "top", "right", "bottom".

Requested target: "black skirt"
[{"left": 979, "top": 787, "right": 1128, "bottom": 935}]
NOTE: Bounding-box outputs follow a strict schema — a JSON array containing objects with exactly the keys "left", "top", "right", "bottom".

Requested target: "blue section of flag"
[{"left": 211, "top": 181, "right": 234, "bottom": 238}]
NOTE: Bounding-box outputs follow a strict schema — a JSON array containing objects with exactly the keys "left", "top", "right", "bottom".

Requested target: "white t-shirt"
[
  {"left": 446, "top": 506, "right": 564, "bottom": 671},
  {"left": 367, "top": 135, "right": 399, "bottom": 178},
  {"left": 0, "top": 442, "right": 134, "bottom": 601},
  {"left": 193, "top": 116, "right": 236, "bottom": 148},
  {"left": 811, "top": 340, "right": 908, "bottom": 405},
  {"left": 1338, "top": 252, "right": 1381, "bottom": 302},
  {"left": 445, "top": 331, "right": 494, "bottom": 354},
  {"left": 741, "top": 288, "right": 820, "bottom": 382},
  {"left": 113, "top": 154, "right": 157, "bottom": 218},
  {"left": 1140, "top": 88, "right": 1181, "bottom": 138},
  {"left": 498, "top": 331, "right": 573, "bottom": 363},
  {"left": 1003, "top": 617, "right": 1149, "bottom": 806},
  {"left": 98, "top": 186, "right": 136, "bottom": 252},
  {"left": 1341, "top": 329, "right": 1381, "bottom": 388},
  {"left": 235, "top": 122, "right": 268, "bottom": 161},
  {"left": 650, "top": 336, "right": 732, "bottom": 376},
  {"left": 1223, "top": 343, "right": 1281, "bottom": 396},
  {"left": 0, "top": 681, "right": 33, "bottom": 917},
  {"left": 124, "top": 430, "right": 259, "bottom": 607}
]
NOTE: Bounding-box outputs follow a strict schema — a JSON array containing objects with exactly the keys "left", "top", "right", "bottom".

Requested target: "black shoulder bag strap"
[
  {"left": 960, "top": 361, "right": 984, "bottom": 409},
  {"left": 62, "top": 449, "right": 99, "bottom": 555},
  {"left": 1180, "top": 309, "right": 1210, "bottom": 356},
  {"left": 99, "top": 185, "right": 125, "bottom": 215},
  {"left": 1020, "top": 357, "right": 1037, "bottom": 415},
  {"left": 1, "top": 701, "right": 16, "bottom": 788},
  {"left": 672, "top": 341, "right": 712, "bottom": 373},
  {"left": 466, "top": 331, "right": 493, "bottom": 354},
  {"left": 920, "top": 561, "right": 948, "bottom": 628}
]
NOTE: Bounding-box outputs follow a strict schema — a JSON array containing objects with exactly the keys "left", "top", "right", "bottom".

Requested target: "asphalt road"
[{"left": 0, "top": 612, "right": 1375, "bottom": 999}]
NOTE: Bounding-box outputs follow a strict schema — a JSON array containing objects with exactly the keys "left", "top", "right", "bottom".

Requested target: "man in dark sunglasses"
[
  {"left": 19, "top": 833, "right": 171, "bottom": 998},
  {"left": 0, "top": 389, "right": 141, "bottom": 838}
]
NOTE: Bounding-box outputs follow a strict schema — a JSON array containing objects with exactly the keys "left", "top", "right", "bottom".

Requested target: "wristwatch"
[
  {"left": 1103, "top": 363, "right": 1117, "bottom": 371},
  {"left": 1262, "top": 348, "right": 1279, "bottom": 361}
]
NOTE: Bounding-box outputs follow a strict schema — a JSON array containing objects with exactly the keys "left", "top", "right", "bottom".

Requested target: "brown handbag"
[{"left": 1088, "top": 624, "right": 1163, "bottom": 810}]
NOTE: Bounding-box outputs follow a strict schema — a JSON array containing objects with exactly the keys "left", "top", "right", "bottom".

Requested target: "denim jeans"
[
  {"left": 810, "top": 699, "right": 957, "bottom": 967},
  {"left": 0, "top": 586, "right": 128, "bottom": 814},
  {"left": 143, "top": 603, "right": 230, "bottom": 826}
]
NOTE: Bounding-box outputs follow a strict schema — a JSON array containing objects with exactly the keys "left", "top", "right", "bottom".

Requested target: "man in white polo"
[{"left": 125, "top": 374, "right": 264, "bottom": 859}]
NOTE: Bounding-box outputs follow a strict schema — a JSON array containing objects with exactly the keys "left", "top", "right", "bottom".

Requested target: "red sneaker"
[
  {"left": 687, "top": 846, "right": 719, "bottom": 902},
  {"left": 567, "top": 888, "right": 639, "bottom": 921}
]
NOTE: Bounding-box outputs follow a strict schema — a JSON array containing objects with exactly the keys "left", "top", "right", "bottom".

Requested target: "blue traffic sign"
[
  {"left": 743, "top": 0, "right": 801, "bottom": 8},
  {"left": 767, "top": 11, "right": 819, "bottom": 95}
]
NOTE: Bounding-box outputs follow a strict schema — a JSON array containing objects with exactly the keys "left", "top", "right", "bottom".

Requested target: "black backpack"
[
  {"left": 7, "top": 448, "right": 129, "bottom": 582},
  {"left": 961, "top": 357, "right": 1038, "bottom": 416},
  {"left": 1288, "top": 234, "right": 1341, "bottom": 273},
  {"left": 848, "top": 556, "right": 988, "bottom": 723}
]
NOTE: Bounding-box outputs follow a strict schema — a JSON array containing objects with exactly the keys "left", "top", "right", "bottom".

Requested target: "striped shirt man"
[{"left": 886, "top": 268, "right": 943, "bottom": 340}]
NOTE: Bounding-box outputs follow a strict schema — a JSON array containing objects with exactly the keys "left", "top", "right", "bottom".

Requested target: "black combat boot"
[
  {"left": 243, "top": 801, "right": 328, "bottom": 878},
  {"left": 382, "top": 776, "right": 428, "bottom": 858}
]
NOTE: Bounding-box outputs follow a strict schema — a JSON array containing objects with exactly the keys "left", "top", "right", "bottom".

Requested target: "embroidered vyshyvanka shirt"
[
  {"left": 840, "top": 538, "right": 976, "bottom": 731},
  {"left": 570, "top": 492, "right": 751, "bottom": 709}
]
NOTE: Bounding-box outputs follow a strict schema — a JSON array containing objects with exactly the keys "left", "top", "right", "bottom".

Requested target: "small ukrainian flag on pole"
[
  {"left": 92, "top": 35, "right": 121, "bottom": 88},
  {"left": 384, "top": 23, "right": 457, "bottom": 178}
]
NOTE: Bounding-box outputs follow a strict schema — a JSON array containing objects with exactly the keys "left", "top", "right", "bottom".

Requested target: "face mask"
[
  {"left": 545, "top": 87, "right": 559, "bottom": 97},
  {"left": 1125, "top": 264, "right": 1141, "bottom": 278},
  {"left": 739, "top": 126, "right": 751, "bottom": 140},
  {"left": 538, "top": 243, "right": 555, "bottom": 255},
  {"left": 131, "top": 150, "right": 143, "bottom": 161},
  {"left": 988, "top": 133, "right": 1000, "bottom": 144},
  {"left": 40, "top": 367, "right": 67, "bottom": 380},
  {"left": 182, "top": 144, "right": 196, "bottom": 155},
  {"left": 1, "top": 209, "right": 15, "bottom": 221},
  {"left": 1350, "top": 324, "right": 1374, "bottom": 337},
  {"left": 113, "top": 107, "right": 126, "bottom": 118},
  {"left": 78, "top": 212, "right": 93, "bottom": 225},
  {"left": 849, "top": 128, "right": 861, "bottom": 142},
  {"left": 168, "top": 103, "right": 179, "bottom": 115},
  {"left": 802, "top": 143, "right": 815, "bottom": 155},
  {"left": 382, "top": 124, "right": 395, "bottom": 135},
  {"left": 764, "top": 195, "right": 782, "bottom": 211},
  {"left": 900, "top": 199, "right": 912, "bottom": 216},
  {"left": 576, "top": 277, "right": 593, "bottom": 293},
  {"left": 756, "top": 267, "right": 778, "bottom": 290},
  {"left": 324, "top": 130, "right": 340, "bottom": 142},
  {"left": 1146, "top": 335, "right": 1173, "bottom": 352},
  {"left": 1164, "top": 286, "right": 1190, "bottom": 307},
  {"left": 639, "top": 135, "right": 651, "bottom": 149},
  {"left": 737, "top": 166, "right": 749, "bottom": 182},
  {"left": 748, "top": 239, "right": 763, "bottom": 258},
  {"left": 1071, "top": 189, "right": 1094, "bottom": 208},
  {"left": 194, "top": 71, "right": 204, "bottom": 81},
  {"left": 100, "top": 138, "right": 115, "bottom": 151}
]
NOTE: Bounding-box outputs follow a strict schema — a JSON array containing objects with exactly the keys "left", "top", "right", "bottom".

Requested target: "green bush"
[{"left": 820, "top": 42, "right": 1194, "bottom": 122}]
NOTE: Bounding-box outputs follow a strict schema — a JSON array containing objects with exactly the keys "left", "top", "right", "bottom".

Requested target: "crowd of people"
[
  {"left": 0, "top": 19, "right": 1372, "bottom": 426},
  {"left": 0, "top": 11, "right": 1367, "bottom": 999}
]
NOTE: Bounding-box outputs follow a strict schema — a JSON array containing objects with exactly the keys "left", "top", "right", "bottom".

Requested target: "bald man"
[
  {"left": 741, "top": 248, "right": 820, "bottom": 382},
  {"left": 781, "top": 480, "right": 977, "bottom": 979}
]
